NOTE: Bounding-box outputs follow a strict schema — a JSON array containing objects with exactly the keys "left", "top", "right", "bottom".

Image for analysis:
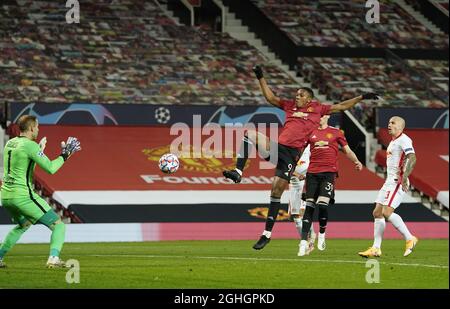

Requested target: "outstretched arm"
[
  {"left": 329, "top": 93, "right": 379, "bottom": 113},
  {"left": 253, "top": 65, "right": 281, "bottom": 107},
  {"left": 342, "top": 145, "right": 363, "bottom": 171}
]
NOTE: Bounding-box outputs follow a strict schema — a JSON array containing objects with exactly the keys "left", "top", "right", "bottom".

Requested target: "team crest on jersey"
[
  {"left": 37, "top": 151, "right": 44, "bottom": 157},
  {"left": 307, "top": 107, "right": 314, "bottom": 112},
  {"left": 326, "top": 133, "right": 334, "bottom": 139}
]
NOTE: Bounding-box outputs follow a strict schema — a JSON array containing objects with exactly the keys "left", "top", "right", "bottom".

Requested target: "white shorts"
[
  {"left": 288, "top": 177, "right": 306, "bottom": 215},
  {"left": 289, "top": 198, "right": 306, "bottom": 215},
  {"left": 375, "top": 179, "right": 407, "bottom": 209}
]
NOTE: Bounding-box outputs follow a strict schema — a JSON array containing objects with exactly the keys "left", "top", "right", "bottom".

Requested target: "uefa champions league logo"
[{"left": 155, "top": 107, "right": 171, "bottom": 124}]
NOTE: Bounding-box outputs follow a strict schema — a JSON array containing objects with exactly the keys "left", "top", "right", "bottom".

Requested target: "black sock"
[
  {"left": 265, "top": 196, "right": 281, "bottom": 232},
  {"left": 318, "top": 201, "right": 328, "bottom": 234},
  {"left": 301, "top": 201, "right": 315, "bottom": 240},
  {"left": 236, "top": 135, "right": 253, "bottom": 171}
]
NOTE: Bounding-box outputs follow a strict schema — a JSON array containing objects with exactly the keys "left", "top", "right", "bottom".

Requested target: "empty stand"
[
  {"left": 252, "top": 0, "right": 448, "bottom": 49},
  {"left": 297, "top": 56, "right": 448, "bottom": 129},
  {"left": 0, "top": 0, "right": 298, "bottom": 104}
]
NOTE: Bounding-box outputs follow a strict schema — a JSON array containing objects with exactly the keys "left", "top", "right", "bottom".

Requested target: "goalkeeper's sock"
[
  {"left": 0, "top": 224, "right": 30, "bottom": 258},
  {"left": 264, "top": 197, "right": 281, "bottom": 232},
  {"left": 236, "top": 135, "right": 253, "bottom": 172},
  {"left": 49, "top": 222, "right": 66, "bottom": 257}
]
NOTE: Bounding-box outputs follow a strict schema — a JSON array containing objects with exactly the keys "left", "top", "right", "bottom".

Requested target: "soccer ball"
[{"left": 158, "top": 153, "right": 180, "bottom": 174}]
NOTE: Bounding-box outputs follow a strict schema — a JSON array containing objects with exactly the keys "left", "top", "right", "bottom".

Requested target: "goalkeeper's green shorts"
[{"left": 1, "top": 195, "right": 59, "bottom": 227}]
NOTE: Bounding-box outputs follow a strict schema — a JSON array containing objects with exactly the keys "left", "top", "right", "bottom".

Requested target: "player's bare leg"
[
  {"left": 383, "top": 207, "right": 418, "bottom": 257},
  {"left": 223, "top": 130, "right": 271, "bottom": 183},
  {"left": 358, "top": 203, "right": 384, "bottom": 258},
  {"left": 253, "top": 176, "right": 287, "bottom": 250}
]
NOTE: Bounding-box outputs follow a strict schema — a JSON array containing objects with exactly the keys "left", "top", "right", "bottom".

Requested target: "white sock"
[
  {"left": 388, "top": 213, "right": 413, "bottom": 240},
  {"left": 294, "top": 217, "right": 302, "bottom": 238},
  {"left": 310, "top": 222, "right": 316, "bottom": 239},
  {"left": 373, "top": 218, "right": 386, "bottom": 249},
  {"left": 262, "top": 230, "right": 272, "bottom": 238}
]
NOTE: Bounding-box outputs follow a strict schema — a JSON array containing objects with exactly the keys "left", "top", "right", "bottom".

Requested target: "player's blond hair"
[{"left": 17, "top": 115, "right": 37, "bottom": 132}]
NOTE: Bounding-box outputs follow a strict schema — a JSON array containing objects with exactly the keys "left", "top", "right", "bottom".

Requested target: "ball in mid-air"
[{"left": 158, "top": 153, "right": 180, "bottom": 174}]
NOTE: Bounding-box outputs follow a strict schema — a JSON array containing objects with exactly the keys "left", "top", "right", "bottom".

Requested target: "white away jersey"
[{"left": 386, "top": 133, "right": 415, "bottom": 180}]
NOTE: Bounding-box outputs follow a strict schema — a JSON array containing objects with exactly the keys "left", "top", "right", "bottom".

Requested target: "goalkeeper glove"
[
  {"left": 362, "top": 93, "right": 380, "bottom": 100},
  {"left": 253, "top": 65, "right": 264, "bottom": 80},
  {"left": 60, "top": 136, "right": 81, "bottom": 161}
]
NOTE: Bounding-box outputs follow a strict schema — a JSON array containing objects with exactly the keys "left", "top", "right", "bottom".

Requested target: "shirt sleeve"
[
  {"left": 337, "top": 129, "right": 348, "bottom": 147},
  {"left": 320, "top": 103, "right": 332, "bottom": 115},
  {"left": 25, "top": 141, "right": 64, "bottom": 174},
  {"left": 279, "top": 99, "right": 293, "bottom": 111},
  {"left": 401, "top": 136, "right": 415, "bottom": 155}
]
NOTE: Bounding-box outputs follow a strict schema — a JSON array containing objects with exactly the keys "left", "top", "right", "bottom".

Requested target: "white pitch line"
[
  {"left": 88, "top": 254, "right": 450, "bottom": 269},
  {"left": 8, "top": 254, "right": 448, "bottom": 269}
]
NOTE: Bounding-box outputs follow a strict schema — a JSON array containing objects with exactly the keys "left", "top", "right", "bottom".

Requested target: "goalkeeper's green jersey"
[{"left": 1, "top": 136, "right": 64, "bottom": 199}]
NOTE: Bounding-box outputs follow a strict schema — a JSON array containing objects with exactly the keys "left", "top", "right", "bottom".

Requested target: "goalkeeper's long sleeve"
[
  {"left": 2, "top": 137, "right": 64, "bottom": 199},
  {"left": 26, "top": 140, "right": 64, "bottom": 174}
]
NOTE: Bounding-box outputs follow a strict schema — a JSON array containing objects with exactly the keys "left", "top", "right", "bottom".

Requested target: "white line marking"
[{"left": 9, "top": 254, "right": 448, "bottom": 269}]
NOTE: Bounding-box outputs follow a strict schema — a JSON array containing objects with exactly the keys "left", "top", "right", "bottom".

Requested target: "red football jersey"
[
  {"left": 278, "top": 99, "right": 331, "bottom": 150},
  {"left": 308, "top": 126, "right": 348, "bottom": 173}
]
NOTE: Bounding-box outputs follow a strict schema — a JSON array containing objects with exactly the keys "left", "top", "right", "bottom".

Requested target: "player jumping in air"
[
  {"left": 223, "top": 65, "right": 379, "bottom": 250},
  {"left": 297, "top": 115, "right": 362, "bottom": 256},
  {"left": 359, "top": 116, "right": 418, "bottom": 258},
  {"left": 0, "top": 115, "right": 81, "bottom": 268}
]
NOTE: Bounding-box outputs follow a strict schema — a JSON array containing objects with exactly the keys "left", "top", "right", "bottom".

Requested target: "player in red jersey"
[
  {"left": 222, "top": 65, "right": 379, "bottom": 250},
  {"left": 297, "top": 115, "right": 363, "bottom": 256}
]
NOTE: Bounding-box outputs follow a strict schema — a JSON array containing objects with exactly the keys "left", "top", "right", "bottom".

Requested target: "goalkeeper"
[{"left": 0, "top": 115, "right": 81, "bottom": 268}]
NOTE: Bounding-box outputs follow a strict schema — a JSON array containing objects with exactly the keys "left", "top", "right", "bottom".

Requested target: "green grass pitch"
[{"left": 0, "top": 239, "right": 448, "bottom": 288}]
